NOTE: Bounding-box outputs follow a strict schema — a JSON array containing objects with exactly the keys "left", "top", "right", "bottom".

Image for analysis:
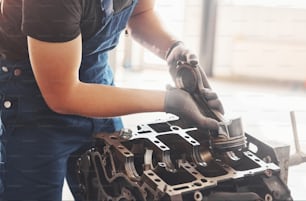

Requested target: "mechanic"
[{"left": 0, "top": 0, "right": 223, "bottom": 200}]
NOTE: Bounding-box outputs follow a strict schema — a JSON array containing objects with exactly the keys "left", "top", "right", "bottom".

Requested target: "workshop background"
[{"left": 63, "top": 0, "right": 306, "bottom": 200}]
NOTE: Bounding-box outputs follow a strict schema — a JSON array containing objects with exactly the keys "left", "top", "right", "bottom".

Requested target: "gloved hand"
[
  {"left": 166, "top": 41, "right": 224, "bottom": 115},
  {"left": 166, "top": 41, "right": 199, "bottom": 81},
  {"left": 164, "top": 86, "right": 219, "bottom": 130}
]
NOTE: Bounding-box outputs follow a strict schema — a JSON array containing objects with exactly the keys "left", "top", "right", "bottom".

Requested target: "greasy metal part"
[
  {"left": 76, "top": 117, "right": 293, "bottom": 201},
  {"left": 119, "top": 128, "right": 133, "bottom": 140},
  {"left": 174, "top": 61, "right": 246, "bottom": 152},
  {"left": 245, "top": 133, "right": 291, "bottom": 184},
  {"left": 289, "top": 111, "right": 306, "bottom": 166},
  {"left": 212, "top": 118, "right": 246, "bottom": 152}
]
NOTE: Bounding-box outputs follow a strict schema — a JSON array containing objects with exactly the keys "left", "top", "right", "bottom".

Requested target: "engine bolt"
[
  {"left": 194, "top": 191, "right": 203, "bottom": 201},
  {"left": 265, "top": 193, "right": 273, "bottom": 201},
  {"left": 119, "top": 128, "right": 133, "bottom": 140},
  {"left": 264, "top": 169, "right": 273, "bottom": 177}
]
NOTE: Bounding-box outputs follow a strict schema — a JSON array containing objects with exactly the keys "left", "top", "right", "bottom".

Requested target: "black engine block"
[{"left": 76, "top": 116, "right": 292, "bottom": 201}]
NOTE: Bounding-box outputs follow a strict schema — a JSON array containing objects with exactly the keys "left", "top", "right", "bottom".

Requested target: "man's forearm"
[
  {"left": 127, "top": 9, "right": 177, "bottom": 60},
  {"left": 49, "top": 82, "right": 166, "bottom": 118}
]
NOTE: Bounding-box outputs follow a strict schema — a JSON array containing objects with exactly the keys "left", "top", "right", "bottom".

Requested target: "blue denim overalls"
[{"left": 0, "top": 0, "right": 137, "bottom": 200}]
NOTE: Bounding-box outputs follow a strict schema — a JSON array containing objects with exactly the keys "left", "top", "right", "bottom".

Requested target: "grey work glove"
[
  {"left": 198, "top": 88, "right": 224, "bottom": 116},
  {"left": 165, "top": 87, "right": 219, "bottom": 130},
  {"left": 166, "top": 41, "right": 198, "bottom": 80},
  {"left": 166, "top": 41, "right": 224, "bottom": 115}
]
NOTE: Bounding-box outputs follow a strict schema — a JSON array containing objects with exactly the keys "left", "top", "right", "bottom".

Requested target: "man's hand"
[
  {"left": 166, "top": 42, "right": 199, "bottom": 80},
  {"left": 166, "top": 42, "right": 224, "bottom": 116},
  {"left": 166, "top": 42, "right": 212, "bottom": 89},
  {"left": 164, "top": 87, "right": 219, "bottom": 130},
  {"left": 198, "top": 87, "right": 224, "bottom": 116}
]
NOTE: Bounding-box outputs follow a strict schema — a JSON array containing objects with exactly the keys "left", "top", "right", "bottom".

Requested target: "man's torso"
[{"left": 0, "top": 0, "right": 101, "bottom": 60}]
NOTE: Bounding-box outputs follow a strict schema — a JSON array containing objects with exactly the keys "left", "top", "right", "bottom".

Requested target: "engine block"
[{"left": 76, "top": 116, "right": 293, "bottom": 201}]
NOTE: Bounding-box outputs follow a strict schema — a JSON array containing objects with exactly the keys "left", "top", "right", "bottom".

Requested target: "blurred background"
[{"left": 63, "top": 0, "right": 306, "bottom": 200}]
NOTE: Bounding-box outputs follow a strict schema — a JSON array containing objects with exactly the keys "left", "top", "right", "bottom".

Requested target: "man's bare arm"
[
  {"left": 127, "top": 0, "right": 177, "bottom": 59},
  {"left": 28, "top": 35, "right": 165, "bottom": 117}
]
